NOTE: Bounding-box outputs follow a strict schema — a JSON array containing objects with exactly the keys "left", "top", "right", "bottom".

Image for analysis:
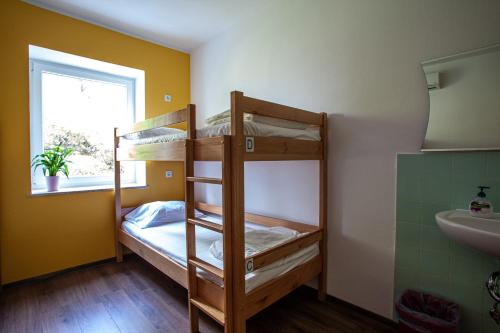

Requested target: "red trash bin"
[{"left": 395, "top": 290, "right": 460, "bottom": 333}]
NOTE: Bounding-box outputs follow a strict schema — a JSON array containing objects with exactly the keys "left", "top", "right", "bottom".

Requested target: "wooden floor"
[{"left": 0, "top": 256, "right": 396, "bottom": 333}]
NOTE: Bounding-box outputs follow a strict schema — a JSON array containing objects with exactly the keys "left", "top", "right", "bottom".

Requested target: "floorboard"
[{"left": 0, "top": 256, "right": 396, "bottom": 333}]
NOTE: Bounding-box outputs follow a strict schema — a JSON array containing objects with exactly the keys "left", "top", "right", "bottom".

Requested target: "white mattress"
[
  {"left": 120, "top": 120, "right": 320, "bottom": 147},
  {"left": 121, "top": 215, "right": 319, "bottom": 292}
]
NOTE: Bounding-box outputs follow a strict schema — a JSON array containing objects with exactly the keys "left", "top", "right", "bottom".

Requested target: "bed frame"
[{"left": 114, "top": 91, "right": 328, "bottom": 333}]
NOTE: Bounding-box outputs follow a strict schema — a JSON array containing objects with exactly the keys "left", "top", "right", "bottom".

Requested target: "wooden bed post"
[
  {"left": 185, "top": 104, "right": 199, "bottom": 332},
  {"left": 186, "top": 104, "right": 196, "bottom": 140},
  {"left": 230, "top": 91, "right": 246, "bottom": 333},
  {"left": 222, "top": 135, "right": 234, "bottom": 332},
  {"left": 185, "top": 139, "right": 199, "bottom": 333},
  {"left": 114, "top": 127, "right": 123, "bottom": 263},
  {"left": 318, "top": 113, "right": 328, "bottom": 301}
]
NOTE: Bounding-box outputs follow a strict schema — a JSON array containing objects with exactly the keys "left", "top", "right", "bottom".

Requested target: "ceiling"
[{"left": 23, "top": 0, "right": 272, "bottom": 52}]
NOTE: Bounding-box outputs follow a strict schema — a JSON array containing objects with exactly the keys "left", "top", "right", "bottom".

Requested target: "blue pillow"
[{"left": 125, "top": 201, "right": 204, "bottom": 229}]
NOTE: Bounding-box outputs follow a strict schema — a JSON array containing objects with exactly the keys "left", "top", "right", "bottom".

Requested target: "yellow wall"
[{"left": 0, "top": 0, "right": 190, "bottom": 284}]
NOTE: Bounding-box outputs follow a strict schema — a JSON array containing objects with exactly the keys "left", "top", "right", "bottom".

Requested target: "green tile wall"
[{"left": 395, "top": 152, "right": 500, "bottom": 333}]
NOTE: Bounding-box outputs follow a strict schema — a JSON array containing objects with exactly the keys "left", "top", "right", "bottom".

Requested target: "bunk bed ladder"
[{"left": 185, "top": 136, "right": 233, "bottom": 332}]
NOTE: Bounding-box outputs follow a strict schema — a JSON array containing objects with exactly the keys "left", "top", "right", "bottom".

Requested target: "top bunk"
[{"left": 115, "top": 91, "right": 327, "bottom": 162}]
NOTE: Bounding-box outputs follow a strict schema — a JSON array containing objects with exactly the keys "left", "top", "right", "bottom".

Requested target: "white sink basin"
[{"left": 436, "top": 210, "right": 500, "bottom": 258}]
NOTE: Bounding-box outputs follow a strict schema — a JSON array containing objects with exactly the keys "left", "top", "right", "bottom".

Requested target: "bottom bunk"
[
  {"left": 121, "top": 215, "right": 319, "bottom": 293},
  {"left": 117, "top": 202, "right": 324, "bottom": 322}
]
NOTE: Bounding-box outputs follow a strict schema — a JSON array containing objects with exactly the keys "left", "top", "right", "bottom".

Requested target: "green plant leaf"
[{"left": 31, "top": 145, "right": 74, "bottom": 177}]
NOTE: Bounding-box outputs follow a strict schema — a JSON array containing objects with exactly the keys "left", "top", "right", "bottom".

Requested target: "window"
[{"left": 29, "top": 46, "right": 145, "bottom": 192}]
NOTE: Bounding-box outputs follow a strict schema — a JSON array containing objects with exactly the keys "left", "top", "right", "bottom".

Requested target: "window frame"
[{"left": 29, "top": 58, "right": 145, "bottom": 191}]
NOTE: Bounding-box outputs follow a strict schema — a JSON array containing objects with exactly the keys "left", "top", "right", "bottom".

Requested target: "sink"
[{"left": 436, "top": 210, "right": 500, "bottom": 258}]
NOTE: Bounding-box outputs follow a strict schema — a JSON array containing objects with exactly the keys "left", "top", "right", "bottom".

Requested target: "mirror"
[{"left": 422, "top": 44, "right": 500, "bottom": 151}]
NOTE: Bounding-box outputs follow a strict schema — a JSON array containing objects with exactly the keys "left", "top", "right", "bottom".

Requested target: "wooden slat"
[
  {"left": 194, "top": 202, "right": 318, "bottom": 234},
  {"left": 189, "top": 258, "right": 224, "bottom": 280},
  {"left": 197, "top": 136, "right": 321, "bottom": 162},
  {"left": 195, "top": 202, "right": 223, "bottom": 215},
  {"left": 187, "top": 218, "right": 223, "bottom": 233},
  {"left": 244, "top": 212, "right": 318, "bottom": 233},
  {"left": 240, "top": 94, "right": 322, "bottom": 126},
  {"left": 248, "top": 231, "right": 322, "bottom": 271},
  {"left": 194, "top": 137, "right": 223, "bottom": 161},
  {"left": 186, "top": 176, "right": 222, "bottom": 184},
  {"left": 191, "top": 297, "right": 225, "bottom": 325},
  {"left": 244, "top": 136, "right": 323, "bottom": 161},
  {"left": 193, "top": 136, "right": 323, "bottom": 162},
  {"left": 118, "top": 230, "right": 187, "bottom": 288},
  {"left": 116, "top": 107, "right": 188, "bottom": 137},
  {"left": 116, "top": 140, "right": 186, "bottom": 161},
  {"left": 244, "top": 255, "right": 322, "bottom": 319}
]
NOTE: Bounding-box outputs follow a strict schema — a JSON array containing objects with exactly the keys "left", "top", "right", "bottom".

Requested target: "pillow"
[
  {"left": 123, "top": 127, "right": 185, "bottom": 140},
  {"left": 206, "top": 114, "right": 252, "bottom": 126},
  {"left": 249, "top": 114, "right": 316, "bottom": 130},
  {"left": 125, "top": 201, "right": 204, "bottom": 229},
  {"left": 205, "top": 110, "right": 315, "bottom": 130},
  {"left": 205, "top": 110, "right": 231, "bottom": 125}
]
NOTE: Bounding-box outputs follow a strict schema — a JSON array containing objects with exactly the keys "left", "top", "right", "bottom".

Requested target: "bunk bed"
[{"left": 114, "top": 91, "right": 328, "bottom": 333}]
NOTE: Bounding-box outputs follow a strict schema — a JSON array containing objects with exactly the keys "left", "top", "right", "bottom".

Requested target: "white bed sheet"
[
  {"left": 120, "top": 131, "right": 187, "bottom": 146},
  {"left": 120, "top": 120, "right": 320, "bottom": 147},
  {"left": 197, "top": 121, "right": 320, "bottom": 141},
  {"left": 121, "top": 215, "right": 319, "bottom": 293}
]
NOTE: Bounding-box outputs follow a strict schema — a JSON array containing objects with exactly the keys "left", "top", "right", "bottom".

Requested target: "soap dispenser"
[{"left": 469, "top": 186, "right": 493, "bottom": 218}]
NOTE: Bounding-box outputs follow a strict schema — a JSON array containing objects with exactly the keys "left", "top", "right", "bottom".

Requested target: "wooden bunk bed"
[{"left": 114, "top": 91, "right": 328, "bottom": 333}]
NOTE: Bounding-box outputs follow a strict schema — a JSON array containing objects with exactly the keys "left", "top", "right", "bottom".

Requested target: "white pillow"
[
  {"left": 250, "top": 114, "right": 316, "bottom": 130},
  {"left": 123, "top": 127, "right": 185, "bottom": 140},
  {"left": 205, "top": 110, "right": 315, "bottom": 130},
  {"left": 125, "top": 201, "right": 204, "bottom": 229},
  {"left": 205, "top": 110, "right": 231, "bottom": 125}
]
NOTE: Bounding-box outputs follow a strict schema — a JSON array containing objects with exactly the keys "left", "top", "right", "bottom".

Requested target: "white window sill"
[{"left": 30, "top": 184, "right": 149, "bottom": 197}]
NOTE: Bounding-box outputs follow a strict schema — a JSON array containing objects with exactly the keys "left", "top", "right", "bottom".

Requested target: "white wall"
[{"left": 190, "top": 0, "right": 500, "bottom": 318}]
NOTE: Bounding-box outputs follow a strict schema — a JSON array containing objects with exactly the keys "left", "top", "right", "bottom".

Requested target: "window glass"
[{"left": 41, "top": 72, "right": 130, "bottom": 179}]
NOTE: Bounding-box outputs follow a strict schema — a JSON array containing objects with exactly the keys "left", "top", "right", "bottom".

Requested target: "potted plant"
[{"left": 31, "top": 146, "right": 73, "bottom": 192}]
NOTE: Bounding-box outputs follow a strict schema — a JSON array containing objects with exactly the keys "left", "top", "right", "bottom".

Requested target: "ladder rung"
[
  {"left": 189, "top": 258, "right": 224, "bottom": 280},
  {"left": 186, "top": 176, "right": 222, "bottom": 184},
  {"left": 188, "top": 218, "right": 223, "bottom": 233},
  {"left": 190, "top": 297, "right": 225, "bottom": 325}
]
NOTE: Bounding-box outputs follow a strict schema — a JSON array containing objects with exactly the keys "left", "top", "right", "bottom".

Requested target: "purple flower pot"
[{"left": 45, "top": 176, "right": 60, "bottom": 192}]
